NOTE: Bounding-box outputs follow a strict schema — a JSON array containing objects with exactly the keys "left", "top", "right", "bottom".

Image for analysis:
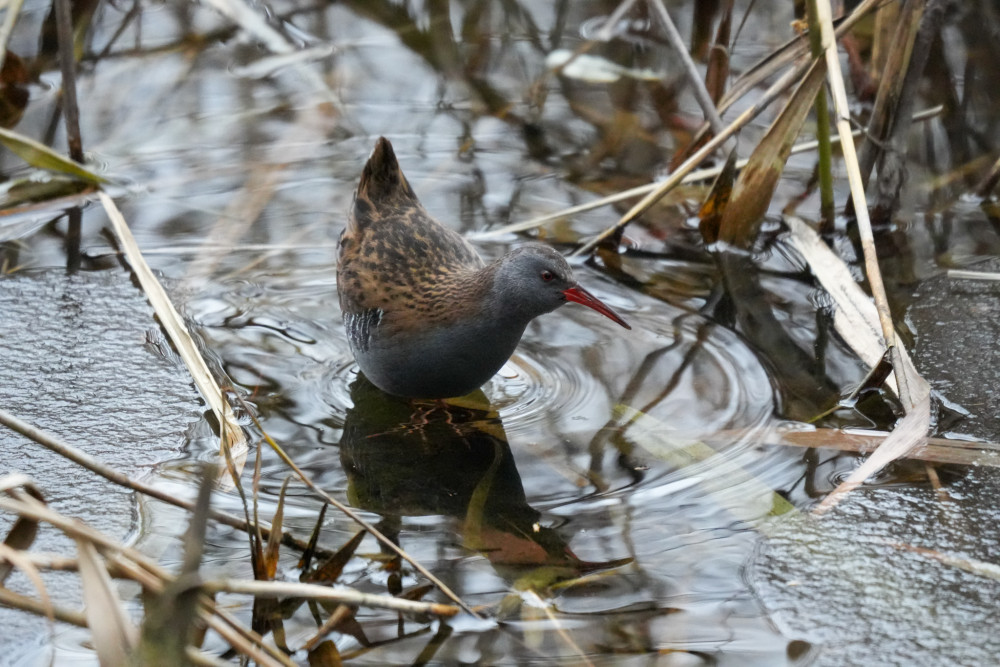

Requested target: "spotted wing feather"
[{"left": 337, "top": 138, "right": 486, "bottom": 330}]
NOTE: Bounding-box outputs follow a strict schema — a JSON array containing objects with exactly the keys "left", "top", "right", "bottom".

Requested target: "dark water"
[{"left": 3, "top": 0, "right": 1000, "bottom": 665}]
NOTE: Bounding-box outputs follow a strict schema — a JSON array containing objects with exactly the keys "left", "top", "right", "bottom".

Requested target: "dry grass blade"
[
  {"left": 98, "top": 192, "right": 248, "bottom": 460},
  {"left": 261, "top": 476, "right": 290, "bottom": 581},
  {"left": 0, "top": 127, "right": 106, "bottom": 184},
  {"left": 696, "top": 149, "right": 738, "bottom": 244},
  {"left": 75, "top": 539, "right": 138, "bottom": 666},
  {"left": 717, "top": 57, "right": 827, "bottom": 248},
  {"left": 785, "top": 216, "right": 924, "bottom": 398},
  {"left": 297, "top": 503, "right": 328, "bottom": 572}
]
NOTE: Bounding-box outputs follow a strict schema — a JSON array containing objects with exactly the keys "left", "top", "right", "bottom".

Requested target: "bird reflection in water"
[{"left": 339, "top": 375, "right": 630, "bottom": 594}]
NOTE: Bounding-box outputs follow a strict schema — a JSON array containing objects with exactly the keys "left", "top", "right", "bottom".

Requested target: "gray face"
[{"left": 490, "top": 244, "right": 576, "bottom": 319}]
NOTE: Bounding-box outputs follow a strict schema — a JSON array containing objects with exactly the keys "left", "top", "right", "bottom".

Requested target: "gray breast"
[{"left": 351, "top": 316, "right": 530, "bottom": 399}]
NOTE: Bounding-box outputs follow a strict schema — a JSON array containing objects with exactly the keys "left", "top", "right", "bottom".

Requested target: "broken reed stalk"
[{"left": 812, "top": 0, "right": 918, "bottom": 411}]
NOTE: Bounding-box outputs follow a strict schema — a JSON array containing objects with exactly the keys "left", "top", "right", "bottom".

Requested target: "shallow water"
[{"left": 3, "top": 0, "right": 1000, "bottom": 665}]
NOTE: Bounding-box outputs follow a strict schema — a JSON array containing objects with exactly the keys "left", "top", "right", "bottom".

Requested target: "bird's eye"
[{"left": 541, "top": 270, "right": 555, "bottom": 282}]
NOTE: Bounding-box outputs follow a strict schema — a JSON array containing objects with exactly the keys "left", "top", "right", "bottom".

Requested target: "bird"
[{"left": 337, "top": 137, "right": 631, "bottom": 399}]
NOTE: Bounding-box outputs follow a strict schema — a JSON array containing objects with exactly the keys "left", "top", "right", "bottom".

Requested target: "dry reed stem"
[
  {"left": 947, "top": 269, "right": 1000, "bottom": 282},
  {"left": 648, "top": 0, "right": 729, "bottom": 140},
  {"left": 0, "top": 586, "right": 85, "bottom": 627},
  {"left": 99, "top": 192, "right": 248, "bottom": 459},
  {"left": 806, "top": 0, "right": 931, "bottom": 512},
  {"left": 203, "top": 579, "right": 460, "bottom": 616},
  {"left": 812, "top": 0, "right": 926, "bottom": 411}
]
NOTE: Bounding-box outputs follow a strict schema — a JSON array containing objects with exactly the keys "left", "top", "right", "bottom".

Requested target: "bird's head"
[{"left": 490, "top": 245, "right": 631, "bottom": 329}]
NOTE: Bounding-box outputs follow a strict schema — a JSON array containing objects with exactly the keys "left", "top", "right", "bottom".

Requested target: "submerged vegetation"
[{"left": 2, "top": 0, "right": 1000, "bottom": 664}]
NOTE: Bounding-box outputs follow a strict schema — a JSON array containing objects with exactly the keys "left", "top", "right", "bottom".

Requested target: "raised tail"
[{"left": 356, "top": 137, "right": 420, "bottom": 206}]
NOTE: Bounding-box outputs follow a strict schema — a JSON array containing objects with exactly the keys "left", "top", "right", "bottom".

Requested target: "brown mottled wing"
[{"left": 337, "top": 137, "right": 484, "bottom": 320}]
